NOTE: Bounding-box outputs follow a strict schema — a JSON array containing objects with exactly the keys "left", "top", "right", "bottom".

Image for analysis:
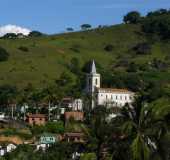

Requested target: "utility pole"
[
  {"left": 48, "top": 101, "right": 51, "bottom": 121},
  {"left": 11, "top": 104, "right": 14, "bottom": 119}
]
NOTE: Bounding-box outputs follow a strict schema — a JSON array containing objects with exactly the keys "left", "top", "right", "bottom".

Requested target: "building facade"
[
  {"left": 26, "top": 114, "right": 47, "bottom": 126},
  {"left": 86, "top": 60, "right": 135, "bottom": 108},
  {"left": 68, "top": 99, "right": 83, "bottom": 111},
  {"left": 64, "top": 111, "right": 84, "bottom": 121}
]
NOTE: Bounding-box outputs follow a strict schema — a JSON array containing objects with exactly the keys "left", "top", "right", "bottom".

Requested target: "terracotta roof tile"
[
  {"left": 27, "top": 114, "right": 47, "bottom": 118},
  {"left": 98, "top": 88, "right": 134, "bottom": 93}
]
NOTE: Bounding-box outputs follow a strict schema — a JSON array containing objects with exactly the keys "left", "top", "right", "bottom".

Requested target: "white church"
[{"left": 86, "top": 60, "right": 135, "bottom": 108}]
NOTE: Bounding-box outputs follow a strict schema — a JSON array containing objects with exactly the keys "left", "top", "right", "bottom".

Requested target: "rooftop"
[
  {"left": 64, "top": 132, "right": 84, "bottom": 137},
  {"left": 98, "top": 88, "right": 134, "bottom": 94},
  {"left": 27, "top": 114, "right": 47, "bottom": 118}
]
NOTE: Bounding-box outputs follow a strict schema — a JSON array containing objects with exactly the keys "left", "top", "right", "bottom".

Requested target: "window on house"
[
  {"left": 116, "top": 95, "right": 118, "bottom": 100},
  {"left": 106, "top": 95, "right": 108, "bottom": 99},
  {"left": 125, "top": 96, "right": 127, "bottom": 100},
  {"left": 120, "top": 96, "right": 122, "bottom": 100}
]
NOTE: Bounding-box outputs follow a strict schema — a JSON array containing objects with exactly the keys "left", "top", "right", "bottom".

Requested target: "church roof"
[
  {"left": 98, "top": 88, "right": 134, "bottom": 94},
  {"left": 91, "top": 60, "right": 97, "bottom": 74}
]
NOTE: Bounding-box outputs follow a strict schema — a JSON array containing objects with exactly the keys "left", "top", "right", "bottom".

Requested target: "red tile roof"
[
  {"left": 27, "top": 114, "right": 47, "bottom": 118},
  {"left": 98, "top": 88, "right": 134, "bottom": 93}
]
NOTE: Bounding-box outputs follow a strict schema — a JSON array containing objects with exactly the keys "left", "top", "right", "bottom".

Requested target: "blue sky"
[{"left": 1, "top": 0, "right": 170, "bottom": 34}]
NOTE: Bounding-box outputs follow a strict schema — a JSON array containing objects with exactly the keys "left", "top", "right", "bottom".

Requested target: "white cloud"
[{"left": 0, "top": 25, "right": 31, "bottom": 37}]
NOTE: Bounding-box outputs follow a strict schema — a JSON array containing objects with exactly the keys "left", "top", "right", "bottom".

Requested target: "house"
[
  {"left": 40, "top": 133, "right": 56, "bottom": 144},
  {"left": 6, "top": 143, "right": 17, "bottom": 153},
  {"left": 64, "top": 132, "right": 85, "bottom": 143},
  {"left": 36, "top": 133, "right": 57, "bottom": 151},
  {"left": 62, "top": 97, "right": 73, "bottom": 107},
  {"left": 62, "top": 97, "right": 83, "bottom": 112},
  {"left": 0, "top": 144, "right": 17, "bottom": 156},
  {"left": 0, "top": 146, "right": 5, "bottom": 156},
  {"left": 85, "top": 60, "right": 135, "bottom": 108},
  {"left": 0, "top": 112, "right": 5, "bottom": 120},
  {"left": 68, "top": 99, "right": 83, "bottom": 111},
  {"left": 64, "top": 111, "right": 84, "bottom": 121},
  {"left": 26, "top": 114, "right": 47, "bottom": 125}
]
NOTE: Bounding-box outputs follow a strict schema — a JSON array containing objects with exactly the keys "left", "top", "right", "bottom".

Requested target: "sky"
[{"left": 0, "top": 0, "right": 170, "bottom": 34}]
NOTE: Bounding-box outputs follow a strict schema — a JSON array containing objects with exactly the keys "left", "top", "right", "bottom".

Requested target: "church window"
[
  {"left": 95, "top": 79, "right": 98, "bottom": 85},
  {"left": 89, "top": 79, "right": 91, "bottom": 85}
]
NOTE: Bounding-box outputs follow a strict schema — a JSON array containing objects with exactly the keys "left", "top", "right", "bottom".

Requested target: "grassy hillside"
[{"left": 0, "top": 24, "right": 170, "bottom": 89}]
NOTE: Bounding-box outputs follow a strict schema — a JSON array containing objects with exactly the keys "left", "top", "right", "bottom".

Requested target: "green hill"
[{"left": 0, "top": 23, "right": 170, "bottom": 90}]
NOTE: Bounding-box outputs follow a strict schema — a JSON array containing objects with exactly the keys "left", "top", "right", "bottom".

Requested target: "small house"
[
  {"left": 64, "top": 112, "right": 84, "bottom": 122},
  {"left": 26, "top": 114, "right": 47, "bottom": 125},
  {"left": 6, "top": 143, "right": 17, "bottom": 153},
  {"left": 64, "top": 132, "right": 85, "bottom": 143},
  {"left": 40, "top": 133, "right": 56, "bottom": 144},
  {"left": 36, "top": 133, "right": 57, "bottom": 151}
]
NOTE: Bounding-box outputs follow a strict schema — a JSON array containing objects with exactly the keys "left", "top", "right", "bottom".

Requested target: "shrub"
[
  {"left": 45, "top": 121, "right": 65, "bottom": 134},
  {"left": 18, "top": 46, "right": 29, "bottom": 52},
  {"left": 29, "top": 31, "right": 44, "bottom": 37},
  {"left": 2, "top": 33, "right": 17, "bottom": 39},
  {"left": 123, "top": 11, "right": 141, "bottom": 24},
  {"left": 70, "top": 44, "right": 81, "bottom": 53},
  {"left": 104, "top": 44, "right": 114, "bottom": 52},
  {"left": 133, "top": 42, "right": 151, "bottom": 55},
  {"left": 0, "top": 47, "right": 9, "bottom": 61}
]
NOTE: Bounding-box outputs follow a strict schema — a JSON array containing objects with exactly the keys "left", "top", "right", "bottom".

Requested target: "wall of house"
[{"left": 28, "top": 117, "right": 46, "bottom": 125}]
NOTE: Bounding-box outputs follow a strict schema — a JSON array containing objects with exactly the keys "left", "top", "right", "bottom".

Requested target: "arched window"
[
  {"left": 89, "top": 78, "right": 91, "bottom": 85},
  {"left": 95, "top": 78, "right": 98, "bottom": 85}
]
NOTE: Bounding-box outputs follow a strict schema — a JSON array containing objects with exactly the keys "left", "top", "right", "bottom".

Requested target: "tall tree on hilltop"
[{"left": 123, "top": 11, "right": 141, "bottom": 24}]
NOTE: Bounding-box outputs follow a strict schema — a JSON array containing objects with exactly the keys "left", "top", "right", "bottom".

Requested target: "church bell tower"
[{"left": 86, "top": 60, "right": 101, "bottom": 108}]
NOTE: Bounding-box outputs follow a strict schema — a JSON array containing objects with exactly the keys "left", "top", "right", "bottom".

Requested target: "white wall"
[
  {"left": 68, "top": 99, "right": 83, "bottom": 111},
  {"left": 97, "top": 91, "right": 134, "bottom": 107}
]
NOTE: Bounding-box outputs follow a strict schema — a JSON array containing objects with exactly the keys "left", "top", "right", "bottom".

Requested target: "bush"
[
  {"left": 133, "top": 43, "right": 151, "bottom": 55},
  {"left": 104, "top": 44, "right": 114, "bottom": 52},
  {"left": 18, "top": 46, "right": 29, "bottom": 52},
  {"left": 123, "top": 11, "right": 141, "bottom": 24},
  {"left": 29, "top": 31, "right": 44, "bottom": 37},
  {"left": 2, "top": 33, "right": 17, "bottom": 39},
  {"left": 0, "top": 47, "right": 9, "bottom": 61}
]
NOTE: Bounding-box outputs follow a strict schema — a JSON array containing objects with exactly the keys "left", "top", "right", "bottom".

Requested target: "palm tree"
[{"left": 115, "top": 97, "right": 170, "bottom": 160}]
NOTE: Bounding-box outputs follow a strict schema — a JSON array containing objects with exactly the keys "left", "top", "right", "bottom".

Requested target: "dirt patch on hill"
[{"left": 0, "top": 136, "right": 23, "bottom": 145}]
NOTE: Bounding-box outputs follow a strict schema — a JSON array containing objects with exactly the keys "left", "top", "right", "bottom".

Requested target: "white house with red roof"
[{"left": 86, "top": 60, "right": 135, "bottom": 108}]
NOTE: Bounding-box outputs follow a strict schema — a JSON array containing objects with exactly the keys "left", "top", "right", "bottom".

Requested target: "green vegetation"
[
  {"left": 30, "top": 121, "right": 65, "bottom": 135},
  {"left": 0, "top": 8, "right": 170, "bottom": 160}
]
